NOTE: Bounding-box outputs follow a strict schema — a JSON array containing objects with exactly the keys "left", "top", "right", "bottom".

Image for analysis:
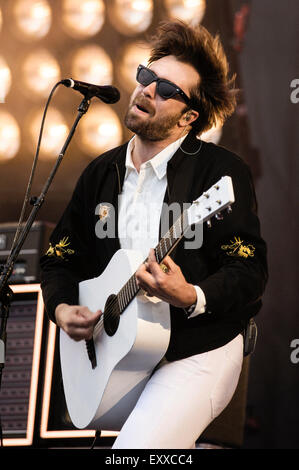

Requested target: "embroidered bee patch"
[
  {"left": 221, "top": 236, "right": 255, "bottom": 258},
  {"left": 46, "top": 236, "right": 75, "bottom": 260},
  {"left": 98, "top": 204, "right": 110, "bottom": 221}
]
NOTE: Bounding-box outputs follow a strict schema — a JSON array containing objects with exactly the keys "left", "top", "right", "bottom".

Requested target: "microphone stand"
[{"left": 0, "top": 96, "right": 91, "bottom": 400}]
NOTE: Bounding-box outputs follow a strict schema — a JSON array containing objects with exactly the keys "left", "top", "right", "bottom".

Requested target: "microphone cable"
[{"left": 7, "top": 80, "right": 64, "bottom": 259}]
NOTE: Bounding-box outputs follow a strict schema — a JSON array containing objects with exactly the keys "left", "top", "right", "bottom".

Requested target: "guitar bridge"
[{"left": 85, "top": 338, "right": 97, "bottom": 369}]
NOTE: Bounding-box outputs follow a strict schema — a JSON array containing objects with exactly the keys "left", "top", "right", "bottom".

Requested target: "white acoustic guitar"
[{"left": 59, "top": 176, "right": 235, "bottom": 430}]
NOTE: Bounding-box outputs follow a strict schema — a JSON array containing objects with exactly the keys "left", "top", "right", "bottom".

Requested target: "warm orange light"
[
  {"left": 22, "top": 49, "right": 61, "bottom": 98},
  {"left": 0, "top": 111, "right": 21, "bottom": 161},
  {"left": 164, "top": 0, "right": 206, "bottom": 24},
  {"left": 71, "top": 45, "right": 113, "bottom": 85},
  {"left": 77, "top": 102, "right": 123, "bottom": 157},
  {"left": 108, "top": 0, "right": 153, "bottom": 36},
  {"left": 118, "top": 41, "right": 151, "bottom": 93},
  {"left": 28, "top": 107, "right": 69, "bottom": 160},
  {"left": 62, "top": 0, "right": 105, "bottom": 38},
  {"left": 13, "top": 0, "right": 52, "bottom": 39},
  {"left": 0, "top": 56, "right": 12, "bottom": 103}
]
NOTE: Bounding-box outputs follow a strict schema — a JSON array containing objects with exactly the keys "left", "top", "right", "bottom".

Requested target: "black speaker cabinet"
[{"left": 0, "top": 284, "right": 45, "bottom": 447}]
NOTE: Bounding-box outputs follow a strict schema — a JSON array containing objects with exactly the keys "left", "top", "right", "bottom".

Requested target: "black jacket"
[{"left": 40, "top": 131, "right": 268, "bottom": 361}]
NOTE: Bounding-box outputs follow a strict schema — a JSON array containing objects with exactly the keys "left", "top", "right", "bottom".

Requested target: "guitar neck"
[{"left": 117, "top": 209, "right": 189, "bottom": 314}]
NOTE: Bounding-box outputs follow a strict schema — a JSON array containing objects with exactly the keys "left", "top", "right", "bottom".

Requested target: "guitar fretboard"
[{"left": 116, "top": 210, "right": 189, "bottom": 313}]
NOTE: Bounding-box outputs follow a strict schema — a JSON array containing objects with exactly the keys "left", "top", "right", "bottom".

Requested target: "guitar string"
[{"left": 92, "top": 212, "right": 187, "bottom": 337}]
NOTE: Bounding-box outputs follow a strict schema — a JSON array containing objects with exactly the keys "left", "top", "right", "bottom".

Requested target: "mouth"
[
  {"left": 132, "top": 99, "right": 153, "bottom": 115},
  {"left": 134, "top": 104, "right": 149, "bottom": 114}
]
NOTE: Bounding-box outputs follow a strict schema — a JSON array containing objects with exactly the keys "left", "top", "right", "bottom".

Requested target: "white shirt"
[{"left": 118, "top": 135, "right": 206, "bottom": 318}]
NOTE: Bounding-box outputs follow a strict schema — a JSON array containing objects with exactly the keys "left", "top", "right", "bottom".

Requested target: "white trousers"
[{"left": 112, "top": 334, "right": 244, "bottom": 449}]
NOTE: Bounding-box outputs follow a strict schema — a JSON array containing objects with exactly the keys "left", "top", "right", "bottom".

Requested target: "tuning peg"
[
  {"left": 227, "top": 205, "right": 232, "bottom": 214},
  {"left": 207, "top": 220, "right": 212, "bottom": 228},
  {"left": 215, "top": 212, "right": 224, "bottom": 220},
  {"left": 203, "top": 192, "right": 210, "bottom": 198}
]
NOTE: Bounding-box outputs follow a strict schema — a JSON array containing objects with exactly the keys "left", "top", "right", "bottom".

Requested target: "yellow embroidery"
[
  {"left": 99, "top": 204, "right": 110, "bottom": 221},
  {"left": 46, "top": 236, "right": 75, "bottom": 259},
  {"left": 221, "top": 236, "right": 255, "bottom": 258}
]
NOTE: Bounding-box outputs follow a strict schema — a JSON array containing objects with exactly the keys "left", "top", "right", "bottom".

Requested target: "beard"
[{"left": 124, "top": 98, "right": 186, "bottom": 142}]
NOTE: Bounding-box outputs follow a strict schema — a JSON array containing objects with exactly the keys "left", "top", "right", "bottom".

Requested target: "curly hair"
[{"left": 148, "top": 20, "right": 237, "bottom": 135}]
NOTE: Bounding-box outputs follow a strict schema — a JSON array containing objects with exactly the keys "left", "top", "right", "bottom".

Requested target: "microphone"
[{"left": 61, "top": 78, "right": 120, "bottom": 104}]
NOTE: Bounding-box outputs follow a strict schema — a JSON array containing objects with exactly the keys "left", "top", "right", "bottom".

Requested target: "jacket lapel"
[{"left": 167, "top": 131, "right": 203, "bottom": 205}]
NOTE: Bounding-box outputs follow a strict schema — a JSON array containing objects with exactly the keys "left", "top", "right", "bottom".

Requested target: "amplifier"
[
  {"left": 0, "top": 284, "right": 45, "bottom": 446},
  {"left": 0, "top": 221, "right": 54, "bottom": 284}
]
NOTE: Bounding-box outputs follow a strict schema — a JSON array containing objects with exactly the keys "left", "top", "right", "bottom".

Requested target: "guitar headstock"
[{"left": 187, "top": 176, "right": 235, "bottom": 227}]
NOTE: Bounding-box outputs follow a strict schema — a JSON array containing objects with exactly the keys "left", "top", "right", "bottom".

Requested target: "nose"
[{"left": 141, "top": 81, "right": 157, "bottom": 99}]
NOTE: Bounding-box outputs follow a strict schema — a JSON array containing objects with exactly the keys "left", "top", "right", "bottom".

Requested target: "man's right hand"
[{"left": 55, "top": 303, "right": 102, "bottom": 342}]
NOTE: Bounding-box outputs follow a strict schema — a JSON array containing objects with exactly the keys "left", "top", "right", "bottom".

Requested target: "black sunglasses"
[{"left": 136, "top": 64, "right": 191, "bottom": 106}]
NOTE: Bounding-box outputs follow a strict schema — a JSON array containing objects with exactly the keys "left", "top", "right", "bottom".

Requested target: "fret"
[
  {"left": 121, "top": 286, "right": 127, "bottom": 307},
  {"left": 165, "top": 232, "right": 172, "bottom": 253},
  {"left": 126, "top": 280, "right": 131, "bottom": 301},
  {"left": 116, "top": 208, "right": 190, "bottom": 313},
  {"left": 128, "top": 278, "right": 133, "bottom": 298},
  {"left": 129, "top": 277, "right": 135, "bottom": 298},
  {"left": 124, "top": 284, "right": 129, "bottom": 304},
  {"left": 119, "top": 289, "right": 125, "bottom": 311},
  {"left": 132, "top": 274, "right": 138, "bottom": 293},
  {"left": 171, "top": 223, "right": 176, "bottom": 240},
  {"left": 162, "top": 237, "right": 167, "bottom": 257}
]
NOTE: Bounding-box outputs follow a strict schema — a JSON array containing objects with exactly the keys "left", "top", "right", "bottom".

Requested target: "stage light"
[
  {"left": 0, "top": 111, "right": 21, "bottom": 161},
  {"left": 29, "top": 108, "right": 69, "bottom": 160},
  {"left": 118, "top": 41, "right": 151, "bottom": 93},
  {"left": 164, "top": 0, "right": 206, "bottom": 24},
  {"left": 0, "top": 56, "right": 12, "bottom": 103},
  {"left": 13, "top": 0, "right": 52, "bottom": 40},
  {"left": 62, "top": 0, "right": 105, "bottom": 39},
  {"left": 22, "top": 49, "right": 61, "bottom": 98},
  {"left": 108, "top": 0, "right": 153, "bottom": 36},
  {"left": 77, "top": 103, "right": 122, "bottom": 156},
  {"left": 71, "top": 45, "right": 113, "bottom": 85}
]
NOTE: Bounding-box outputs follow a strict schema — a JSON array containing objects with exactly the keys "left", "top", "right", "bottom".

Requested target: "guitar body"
[{"left": 59, "top": 249, "right": 171, "bottom": 430}]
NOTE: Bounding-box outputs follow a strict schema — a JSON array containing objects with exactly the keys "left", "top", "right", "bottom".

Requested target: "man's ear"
[{"left": 180, "top": 110, "right": 199, "bottom": 127}]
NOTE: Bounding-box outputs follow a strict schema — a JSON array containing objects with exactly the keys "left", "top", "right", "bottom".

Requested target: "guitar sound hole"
[{"left": 103, "top": 294, "right": 120, "bottom": 336}]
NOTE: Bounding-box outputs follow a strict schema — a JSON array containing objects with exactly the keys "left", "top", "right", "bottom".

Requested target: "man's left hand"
[{"left": 135, "top": 248, "right": 197, "bottom": 308}]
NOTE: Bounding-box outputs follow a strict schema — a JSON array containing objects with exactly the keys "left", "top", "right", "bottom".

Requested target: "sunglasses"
[{"left": 136, "top": 64, "right": 191, "bottom": 106}]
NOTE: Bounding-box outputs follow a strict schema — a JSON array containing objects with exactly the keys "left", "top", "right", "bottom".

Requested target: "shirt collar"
[{"left": 125, "top": 134, "right": 187, "bottom": 180}]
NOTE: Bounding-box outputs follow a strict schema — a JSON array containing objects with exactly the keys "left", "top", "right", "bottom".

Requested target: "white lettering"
[
  {"left": 290, "top": 79, "right": 299, "bottom": 103},
  {"left": 290, "top": 339, "right": 299, "bottom": 364}
]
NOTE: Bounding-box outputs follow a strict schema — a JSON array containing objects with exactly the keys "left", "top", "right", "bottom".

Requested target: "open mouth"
[{"left": 135, "top": 103, "right": 150, "bottom": 114}]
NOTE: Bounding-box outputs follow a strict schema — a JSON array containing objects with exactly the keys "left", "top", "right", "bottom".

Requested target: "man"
[{"left": 40, "top": 21, "right": 267, "bottom": 449}]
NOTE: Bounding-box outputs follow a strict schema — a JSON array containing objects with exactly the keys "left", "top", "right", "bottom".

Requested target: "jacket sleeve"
[
  {"left": 40, "top": 171, "right": 96, "bottom": 323},
  {"left": 197, "top": 156, "right": 268, "bottom": 318}
]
